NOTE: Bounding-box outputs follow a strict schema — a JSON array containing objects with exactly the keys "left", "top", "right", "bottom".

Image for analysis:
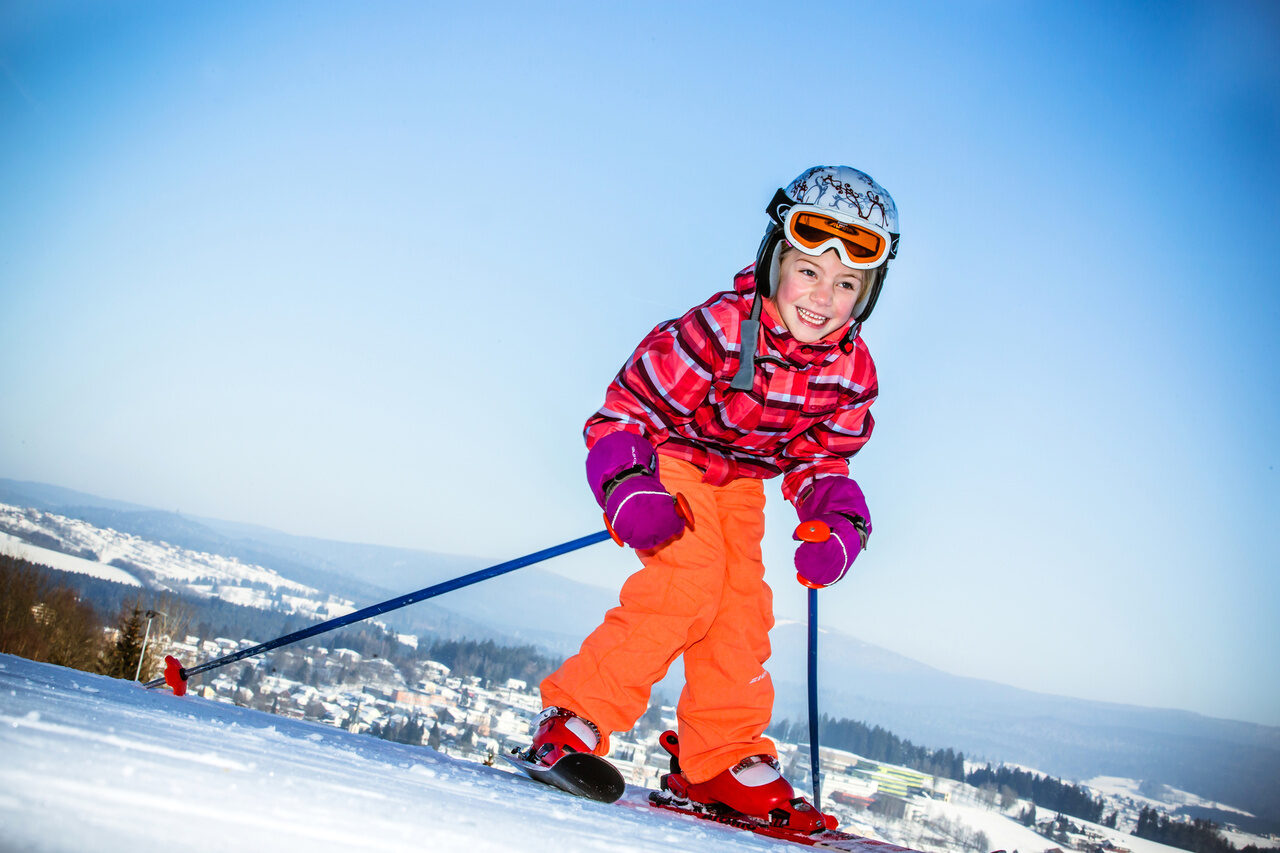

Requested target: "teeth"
[{"left": 797, "top": 308, "right": 828, "bottom": 325}]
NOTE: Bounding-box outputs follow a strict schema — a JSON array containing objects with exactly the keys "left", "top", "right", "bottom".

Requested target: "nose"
[{"left": 811, "top": 281, "right": 834, "bottom": 306}]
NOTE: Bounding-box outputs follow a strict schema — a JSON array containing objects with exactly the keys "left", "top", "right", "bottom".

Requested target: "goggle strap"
[{"left": 765, "top": 188, "right": 793, "bottom": 225}]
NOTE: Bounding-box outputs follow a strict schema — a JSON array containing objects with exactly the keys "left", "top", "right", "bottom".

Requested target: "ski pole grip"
[
  {"left": 603, "top": 492, "right": 694, "bottom": 548},
  {"left": 164, "top": 655, "right": 189, "bottom": 696},
  {"left": 794, "top": 519, "right": 831, "bottom": 543},
  {"left": 794, "top": 519, "right": 833, "bottom": 590}
]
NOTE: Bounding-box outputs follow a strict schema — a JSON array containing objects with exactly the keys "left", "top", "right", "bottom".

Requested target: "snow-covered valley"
[{"left": 0, "top": 654, "right": 1249, "bottom": 853}]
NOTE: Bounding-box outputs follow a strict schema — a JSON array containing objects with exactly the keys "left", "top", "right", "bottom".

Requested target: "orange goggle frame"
[{"left": 782, "top": 205, "right": 896, "bottom": 270}]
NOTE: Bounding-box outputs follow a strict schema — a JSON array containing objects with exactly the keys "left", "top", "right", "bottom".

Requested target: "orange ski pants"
[{"left": 541, "top": 455, "right": 777, "bottom": 784}]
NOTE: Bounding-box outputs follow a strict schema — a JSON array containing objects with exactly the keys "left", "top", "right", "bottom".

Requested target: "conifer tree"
[
  {"left": 400, "top": 716, "right": 424, "bottom": 746},
  {"left": 98, "top": 604, "right": 145, "bottom": 679}
]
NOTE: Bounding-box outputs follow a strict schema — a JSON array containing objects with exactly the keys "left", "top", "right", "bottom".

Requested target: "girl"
[{"left": 533, "top": 166, "right": 898, "bottom": 829}]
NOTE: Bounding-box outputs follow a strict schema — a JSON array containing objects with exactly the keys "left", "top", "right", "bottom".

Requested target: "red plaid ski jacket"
[{"left": 585, "top": 267, "right": 878, "bottom": 505}]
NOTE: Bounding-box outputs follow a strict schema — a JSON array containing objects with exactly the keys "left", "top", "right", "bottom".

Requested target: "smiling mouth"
[{"left": 795, "top": 307, "right": 829, "bottom": 326}]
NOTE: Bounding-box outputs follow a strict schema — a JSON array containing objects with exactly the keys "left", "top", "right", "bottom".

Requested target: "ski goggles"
[{"left": 781, "top": 205, "right": 898, "bottom": 270}]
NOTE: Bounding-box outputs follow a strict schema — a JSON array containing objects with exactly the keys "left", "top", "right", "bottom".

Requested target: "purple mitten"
[
  {"left": 586, "top": 431, "right": 685, "bottom": 550},
  {"left": 793, "top": 477, "right": 872, "bottom": 588}
]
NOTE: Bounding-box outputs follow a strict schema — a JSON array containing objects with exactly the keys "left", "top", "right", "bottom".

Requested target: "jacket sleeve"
[
  {"left": 778, "top": 364, "right": 878, "bottom": 504},
  {"left": 584, "top": 300, "right": 729, "bottom": 449}
]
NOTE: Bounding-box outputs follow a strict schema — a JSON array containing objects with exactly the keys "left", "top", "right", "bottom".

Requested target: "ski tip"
[
  {"left": 502, "top": 751, "right": 625, "bottom": 803},
  {"left": 164, "top": 655, "right": 188, "bottom": 696}
]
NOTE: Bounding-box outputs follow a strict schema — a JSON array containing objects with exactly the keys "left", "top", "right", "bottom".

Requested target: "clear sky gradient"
[{"left": 2, "top": 1, "right": 1277, "bottom": 726}]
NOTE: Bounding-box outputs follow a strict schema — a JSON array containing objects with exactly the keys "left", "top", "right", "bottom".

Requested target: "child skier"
[{"left": 533, "top": 166, "right": 899, "bottom": 830}]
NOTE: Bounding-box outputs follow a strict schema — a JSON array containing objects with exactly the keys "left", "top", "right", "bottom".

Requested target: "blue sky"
[{"left": 2, "top": 1, "right": 1277, "bottom": 727}]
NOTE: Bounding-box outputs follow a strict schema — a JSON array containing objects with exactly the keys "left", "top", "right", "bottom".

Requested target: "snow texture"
[{"left": 0, "top": 654, "right": 796, "bottom": 853}]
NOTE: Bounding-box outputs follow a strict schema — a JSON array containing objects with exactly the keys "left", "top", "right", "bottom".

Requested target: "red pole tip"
[
  {"left": 603, "top": 513, "right": 625, "bottom": 547},
  {"left": 164, "top": 655, "right": 188, "bottom": 697},
  {"left": 674, "top": 493, "right": 695, "bottom": 531}
]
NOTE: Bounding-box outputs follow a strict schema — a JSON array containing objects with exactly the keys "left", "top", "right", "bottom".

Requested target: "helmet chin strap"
[
  {"left": 730, "top": 294, "right": 862, "bottom": 391},
  {"left": 734, "top": 226, "right": 785, "bottom": 392},
  {"left": 841, "top": 322, "right": 861, "bottom": 354},
  {"left": 731, "top": 295, "right": 763, "bottom": 391}
]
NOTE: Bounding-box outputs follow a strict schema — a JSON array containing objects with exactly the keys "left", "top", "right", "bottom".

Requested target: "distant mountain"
[
  {"left": 3, "top": 477, "right": 1277, "bottom": 824},
  {"left": 0, "top": 480, "right": 152, "bottom": 513}
]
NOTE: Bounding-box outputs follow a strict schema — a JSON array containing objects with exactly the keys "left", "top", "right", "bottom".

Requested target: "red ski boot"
[
  {"left": 527, "top": 707, "right": 601, "bottom": 767},
  {"left": 658, "top": 730, "right": 834, "bottom": 833}
]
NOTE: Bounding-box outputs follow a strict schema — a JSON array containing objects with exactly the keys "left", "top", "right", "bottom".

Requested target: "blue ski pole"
[
  {"left": 145, "top": 529, "right": 612, "bottom": 694},
  {"left": 793, "top": 517, "right": 833, "bottom": 812},
  {"left": 808, "top": 585, "right": 822, "bottom": 810}
]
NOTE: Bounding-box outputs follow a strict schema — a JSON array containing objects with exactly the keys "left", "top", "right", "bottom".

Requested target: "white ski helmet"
[
  {"left": 754, "top": 165, "right": 900, "bottom": 324},
  {"left": 729, "top": 166, "right": 899, "bottom": 390}
]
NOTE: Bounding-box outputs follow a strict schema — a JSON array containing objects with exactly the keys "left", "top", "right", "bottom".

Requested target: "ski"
[
  {"left": 648, "top": 789, "right": 927, "bottom": 852},
  {"left": 500, "top": 749, "right": 626, "bottom": 804},
  {"left": 643, "top": 729, "right": 929, "bottom": 852}
]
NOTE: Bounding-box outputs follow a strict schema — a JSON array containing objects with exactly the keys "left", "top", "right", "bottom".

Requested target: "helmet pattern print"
[{"left": 754, "top": 165, "right": 900, "bottom": 325}]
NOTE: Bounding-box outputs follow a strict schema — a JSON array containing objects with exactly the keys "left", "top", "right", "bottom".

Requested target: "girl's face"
[{"left": 770, "top": 248, "right": 865, "bottom": 343}]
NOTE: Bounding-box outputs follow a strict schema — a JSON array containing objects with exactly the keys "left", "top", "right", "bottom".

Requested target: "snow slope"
[
  {"left": 2, "top": 654, "right": 1220, "bottom": 853},
  {"left": 0, "top": 531, "right": 142, "bottom": 586},
  {"left": 0, "top": 503, "right": 353, "bottom": 620},
  {"left": 0, "top": 654, "right": 802, "bottom": 853}
]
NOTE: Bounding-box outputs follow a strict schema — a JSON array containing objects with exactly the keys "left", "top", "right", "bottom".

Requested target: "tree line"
[
  {"left": 769, "top": 714, "right": 967, "bottom": 781},
  {"left": 966, "top": 763, "right": 1106, "bottom": 823},
  {"left": 770, "top": 713, "right": 1117, "bottom": 827},
  {"left": 1135, "top": 807, "right": 1279, "bottom": 853}
]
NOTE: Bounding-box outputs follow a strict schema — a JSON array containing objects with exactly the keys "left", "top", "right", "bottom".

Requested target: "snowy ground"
[
  {"left": 0, "top": 654, "right": 825, "bottom": 853},
  {"left": 2, "top": 653, "right": 1218, "bottom": 853}
]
